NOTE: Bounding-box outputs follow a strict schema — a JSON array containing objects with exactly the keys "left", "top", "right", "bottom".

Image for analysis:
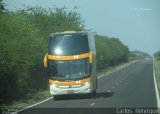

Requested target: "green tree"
[
  {"left": 0, "top": 6, "right": 86, "bottom": 104},
  {"left": 0, "top": 13, "right": 46, "bottom": 102},
  {"left": 0, "top": 0, "right": 6, "bottom": 13},
  {"left": 95, "top": 34, "right": 129, "bottom": 70},
  {"left": 16, "top": 6, "right": 85, "bottom": 39}
]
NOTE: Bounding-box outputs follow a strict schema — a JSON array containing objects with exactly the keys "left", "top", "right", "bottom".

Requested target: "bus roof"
[{"left": 49, "top": 31, "right": 89, "bottom": 37}]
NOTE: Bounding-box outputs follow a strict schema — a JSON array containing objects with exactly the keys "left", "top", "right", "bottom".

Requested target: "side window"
[
  {"left": 88, "top": 34, "right": 92, "bottom": 51},
  {"left": 89, "top": 33, "right": 96, "bottom": 54},
  {"left": 92, "top": 35, "right": 96, "bottom": 53}
]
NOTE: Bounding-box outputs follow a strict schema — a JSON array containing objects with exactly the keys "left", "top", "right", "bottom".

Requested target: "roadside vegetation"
[
  {"left": 95, "top": 34, "right": 129, "bottom": 70},
  {"left": 154, "top": 51, "right": 160, "bottom": 96},
  {"left": 0, "top": 0, "right": 129, "bottom": 106}
]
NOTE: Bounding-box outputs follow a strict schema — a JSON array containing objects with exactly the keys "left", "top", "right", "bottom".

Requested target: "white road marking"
[
  {"left": 13, "top": 97, "right": 53, "bottom": 114},
  {"left": 153, "top": 58, "right": 160, "bottom": 109},
  {"left": 98, "top": 61, "right": 136, "bottom": 79}
]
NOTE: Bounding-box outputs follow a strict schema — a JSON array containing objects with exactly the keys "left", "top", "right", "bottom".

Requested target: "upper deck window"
[{"left": 49, "top": 33, "right": 89, "bottom": 56}]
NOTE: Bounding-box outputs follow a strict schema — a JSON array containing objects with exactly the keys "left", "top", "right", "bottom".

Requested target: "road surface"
[{"left": 18, "top": 60, "right": 157, "bottom": 114}]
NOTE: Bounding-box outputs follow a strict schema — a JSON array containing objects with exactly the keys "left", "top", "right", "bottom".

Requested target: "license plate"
[{"left": 67, "top": 90, "right": 74, "bottom": 94}]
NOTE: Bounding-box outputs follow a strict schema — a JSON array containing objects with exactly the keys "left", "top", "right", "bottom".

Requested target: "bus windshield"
[
  {"left": 49, "top": 58, "right": 90, "bottom": 81},
  {"left": 48, "top": 33, "right": 89, "bottom": 56}
]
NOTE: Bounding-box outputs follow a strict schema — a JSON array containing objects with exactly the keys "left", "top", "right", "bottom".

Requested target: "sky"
[{"left": 4, "top": 0, "right": 160, "bottom": 55}]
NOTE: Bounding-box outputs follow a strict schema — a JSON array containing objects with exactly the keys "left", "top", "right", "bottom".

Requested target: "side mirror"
[
  {"left": 44, "top": 53, "right": 48, "bottom": 67},
  {"left": 89, "top": 51, "right": 92, "bottom": 64}
]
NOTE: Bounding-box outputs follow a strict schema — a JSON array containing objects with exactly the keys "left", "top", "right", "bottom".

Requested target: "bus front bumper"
[{"left": 49, "top": 82, "right": 92, "bottom": 95}]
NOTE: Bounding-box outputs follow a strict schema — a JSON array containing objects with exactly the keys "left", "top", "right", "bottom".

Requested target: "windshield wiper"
[
  {"left": 51, "top": 75, "right": 70, "bottom": 81},
  {"left": 70, "top": 75, "right": 90, "bottom": 81}
]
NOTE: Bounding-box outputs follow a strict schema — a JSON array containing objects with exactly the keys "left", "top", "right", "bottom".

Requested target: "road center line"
[
  {"left": 90, "top": 102, "right": 96, "bottom": 107},
  {"left": 106, "top": 90, "right": 111, "bottom": 93},
  {"left": 116, "top": 83, "right": 119, "bottom": 86}
]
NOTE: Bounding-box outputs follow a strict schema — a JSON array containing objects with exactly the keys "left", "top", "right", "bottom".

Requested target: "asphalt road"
[{"left": 18, "top": 60, "right": 158, "bottom": 114}]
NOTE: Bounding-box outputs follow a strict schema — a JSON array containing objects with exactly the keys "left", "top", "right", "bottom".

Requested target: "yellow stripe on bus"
[
  {"left": 44, "top": 53, "right": 48, "bottom": 67},
  {"left": 48, "top": 52, "right": 90, "bottom": 61},
  {"left": 49, "top": 77, "right": 91, "bottom": 86}
]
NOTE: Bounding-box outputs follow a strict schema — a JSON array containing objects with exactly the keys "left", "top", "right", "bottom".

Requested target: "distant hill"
[{"left": 129, "top": 51, "right": 151, "bottom": 60}]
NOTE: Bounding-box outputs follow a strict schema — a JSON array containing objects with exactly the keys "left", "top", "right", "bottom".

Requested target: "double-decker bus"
[{"left": 44, "top": 31, "right": 97, "bottom": 99}]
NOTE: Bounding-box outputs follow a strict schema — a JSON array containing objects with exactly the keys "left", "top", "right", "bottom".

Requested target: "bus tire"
[
  {"left": 92, "top": 90, "right": 96, "bottom": 96},
  {"left": 89, "top": 90, "right": 96, "bottom": 98},
  {"left": 53, "top": 95, "right": 58, "bottom": 101}
]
